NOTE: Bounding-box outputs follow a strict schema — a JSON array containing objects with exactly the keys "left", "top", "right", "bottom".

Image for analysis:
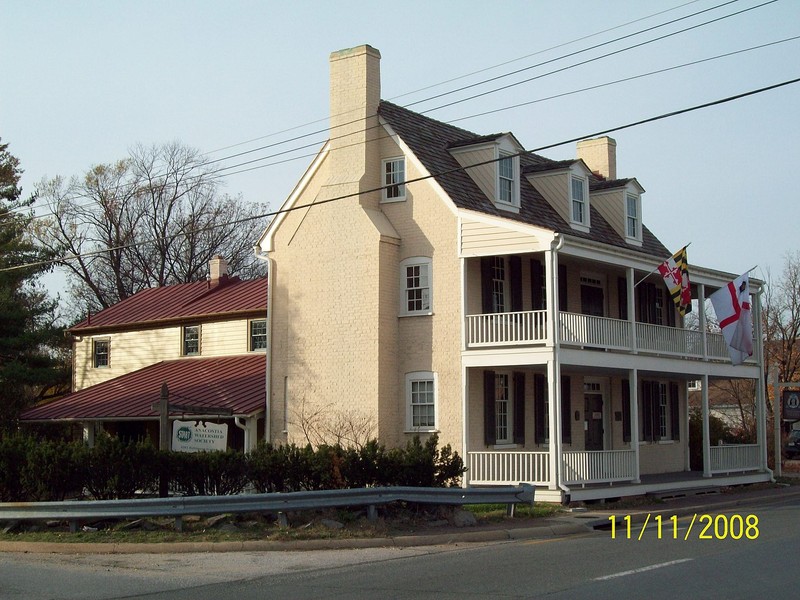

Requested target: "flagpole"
[{"left": 634, "top": 243, "right": 691, "bottom": 288}]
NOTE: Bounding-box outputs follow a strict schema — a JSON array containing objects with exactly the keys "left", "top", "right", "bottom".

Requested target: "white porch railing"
[
  {"left": 465, "top": 311, "right": 547, "bottom": 346},
  {"left": 465, "top": 311, "right": 743, "bottom": 363},
  {"left": 561, "top": 450, "right": 637, "bottom": 485},
  {"left": 710, "top": 444, "right": 761, "bottom": 474},
  {"left": 559, "top": 313, "right": 631, "bottom": 350},
  {"left": 467, "top": 451, "right": 550, "bottom": 485}
]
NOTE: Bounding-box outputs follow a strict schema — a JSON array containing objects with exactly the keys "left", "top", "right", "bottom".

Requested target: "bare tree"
[
  {"left": 763, "top": 251, "right": 800, "bottom": 386},
  {"left": 34, "top": 142, "right": 269, "bottom": 316}
]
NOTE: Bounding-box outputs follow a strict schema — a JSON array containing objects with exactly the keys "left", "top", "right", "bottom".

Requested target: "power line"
[
  {"left": 5, "top": 75, "right": 798, "bottom": 274},
  {"left": 13, "top": 0, "right": 759, "bottom": 219}
]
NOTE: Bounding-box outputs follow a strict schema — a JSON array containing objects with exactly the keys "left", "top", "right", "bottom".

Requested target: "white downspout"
[{"left": 255, "top": 247, "right": 272, "bottom": 444}]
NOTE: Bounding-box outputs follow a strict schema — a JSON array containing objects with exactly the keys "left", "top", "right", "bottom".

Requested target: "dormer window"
[
  {"left": 626, "top": 193, "right": 641, "bottom": 240},
  {"left": 496, "top": 151, "right": 519, "bottom": 209},
  {"left": 382, "top": 157, "right": 406, "bottom": 202},
  {"left": 571, "top": 176, "right": 588, "bottom": 225}
]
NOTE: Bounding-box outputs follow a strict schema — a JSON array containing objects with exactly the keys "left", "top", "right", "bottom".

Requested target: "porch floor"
[{"left": 546, "top": 470, "right": 773, "bottom": 504}]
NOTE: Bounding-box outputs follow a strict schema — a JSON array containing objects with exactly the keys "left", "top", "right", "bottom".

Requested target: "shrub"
[
  {"left": 169, "top": 449, "right": 249, "bottom": 496},
  {"left": 21, "top": 439, "right": 88, "bottom": 501},
  {"left": 84, "top": 435, "right": 160, "bottom": 499},
  {"left": 0, "top": 434, "right": 35, "bottom": 501}
]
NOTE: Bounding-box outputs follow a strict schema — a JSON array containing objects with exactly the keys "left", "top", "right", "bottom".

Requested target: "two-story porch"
[{"left": 459, "top": 244, "right": 770, "bottom": 503}]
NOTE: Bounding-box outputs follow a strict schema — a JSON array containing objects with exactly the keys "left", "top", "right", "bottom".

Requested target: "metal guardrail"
[{"left": 0, "top": 485, "right": 534, "bottom": 532}]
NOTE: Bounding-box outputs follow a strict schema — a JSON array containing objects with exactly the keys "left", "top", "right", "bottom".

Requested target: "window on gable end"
[
  {"left": 626, "top": 193, "right": 641, "bottom": 240},
  {"left": 400, "top": 257, "right": 432, "bottom": 316},
  {"left": 249, "top": 319, "right": 267, "bottom": 351},
  {"left": 571, "top": 176, "right": 588, "bottom": 225},
  {"left": 182, "top": 325, "right": 200, "bottom": 356},
  {"left": 382, "top": 157, "right": 406, "bottom": 202}
]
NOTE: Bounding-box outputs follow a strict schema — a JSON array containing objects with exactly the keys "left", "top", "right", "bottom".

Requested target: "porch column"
[
  {"left": 461, "top": 364, "right": 469, "bottom": 488},
  {"left": 702, "top": 374, "right": 711, "bottom": 477},
  {"left": 547, "top": 359, "right": 561, "bottom": 491},
  {"left": 544, "top": 242, "right": 559, "bottom": 348},
  {"left": 235, "top": 417, "right": 259, "bottom": 453},
  {"left": 627, "top": 267, "right": 637, "bottom": 354},
  {"left": 697, "top": 284, "right": 708, "bottom": 360},
  {"left": 753, "top": 288, "right": 769, "bottom": 473},
  {"left": 82, "top": 422, "right": 96, "bottom": 447},
  {"left": 629, "top": 370, "right": 641, "bottom": 483}
]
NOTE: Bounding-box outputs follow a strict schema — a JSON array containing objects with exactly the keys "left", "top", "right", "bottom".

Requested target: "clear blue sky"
[{"left": 4, "top": 0, "right": 799, "bottom": 296}]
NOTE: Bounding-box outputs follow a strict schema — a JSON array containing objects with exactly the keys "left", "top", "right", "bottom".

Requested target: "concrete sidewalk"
[{"left": 1, "top": 483, "right": 798, "bottom": 554}]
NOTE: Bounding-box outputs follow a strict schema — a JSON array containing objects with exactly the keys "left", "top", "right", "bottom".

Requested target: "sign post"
[{"left": 771, "top": 367, "right": 800, "bottom": 478}]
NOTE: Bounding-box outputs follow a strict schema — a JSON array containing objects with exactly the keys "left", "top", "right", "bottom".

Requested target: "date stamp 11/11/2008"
[{"left": 607, "top": 513, "right": 759, "bottom": 540}]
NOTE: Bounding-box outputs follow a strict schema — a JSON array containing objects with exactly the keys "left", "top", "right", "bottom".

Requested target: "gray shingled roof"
[{"left": 378, "top": 100, "right": 669, "bottom": 259}]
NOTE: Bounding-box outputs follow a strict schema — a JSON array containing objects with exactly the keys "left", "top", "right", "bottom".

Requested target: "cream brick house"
[
  {"left": 257, "top": 45, "right": 771, "bottom": 502},
  {"left": 23, "top": 257, "right": 267, "bottom": 452}
]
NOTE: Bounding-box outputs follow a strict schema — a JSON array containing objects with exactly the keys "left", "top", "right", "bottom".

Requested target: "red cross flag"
[{"left": 709, "top": 273, "right": 753, "bottom": 365}]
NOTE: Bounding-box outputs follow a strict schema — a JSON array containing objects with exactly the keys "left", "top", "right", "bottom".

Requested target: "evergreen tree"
[{"left": 0, "top": 138, "right": 66, "bottom": 433}]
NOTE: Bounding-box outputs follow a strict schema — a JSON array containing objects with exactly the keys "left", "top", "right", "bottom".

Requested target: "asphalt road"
[{"left": 1, "top": 494, "right": 797, "bottom": 599}]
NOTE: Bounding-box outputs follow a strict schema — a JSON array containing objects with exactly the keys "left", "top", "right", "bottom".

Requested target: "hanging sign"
[
  {"left": 783, "top": 390, "right": 800, "bottom": 421},
  {"left": 172, "top": 420, "right": 228, "bottom": 452}
]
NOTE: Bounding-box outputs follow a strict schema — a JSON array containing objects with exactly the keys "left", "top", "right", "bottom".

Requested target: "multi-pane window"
[
  {"left": 626, "top": 193, "right": 640, "bottom": 239},
  {"left": 407, "top": 372, "right": 436, "bottom": 431},
  {"left": 183, "top": 325, "right": 200, "bottom": 356},
  {"left": 492, "top": 256, "right": 506, "bottom": 313},
  {"left": 93, "top": 339, "right": 109, "bottom": 368},
  {"left": 658, "top": 385, "right": 669, "bottom": 439},
  {"left": 495, "top": 373, "right": 511, "bottom": 444},
  {"left": 571, "top": 176, "right": 586, "bottom": 224},
  {"left": 498, "top": 153, "right": 514, "bottom": 204},
  {"left": 382, "top": 157, "right": 405, "bottom": 201},
  {"left": 402, "top": 258, "right": 431, "bottom": 315},
  {"left": 250, "top": 319, "right": 267, "bottom": 351}
]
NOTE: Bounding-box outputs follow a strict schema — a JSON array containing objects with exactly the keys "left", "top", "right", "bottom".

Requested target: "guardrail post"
[
  {"left": 277, "top": 512, "right": 288, "bottom": 528},
  {"left": 69, "top": 520, "right": 78, "bottom": 533},
  {"left": 367, "top": 504, "right": 377, "bottom": 521},
  {"left": 174, "top": 516, "right": 183, "bottom": 532}
]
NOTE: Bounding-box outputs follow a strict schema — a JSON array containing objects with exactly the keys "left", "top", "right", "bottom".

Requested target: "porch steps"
[{"left": 646, "top": 486, "right": 721, "bottom": 501}]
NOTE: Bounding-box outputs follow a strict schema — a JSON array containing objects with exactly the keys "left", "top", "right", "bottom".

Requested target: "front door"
[
  {"left": 584, "top": 393, "right": 604, "bottom": 451},
  {"left": 581, "top": 284, "right": 604, "bottom": 316}
]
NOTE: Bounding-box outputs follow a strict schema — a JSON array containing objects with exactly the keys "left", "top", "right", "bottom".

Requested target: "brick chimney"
[
  {"left": 209, "top": 255, "right": 228, "bottom": 284},
  {"left": 328, "top": 45, "right": 382, "bottom": 205},
  {"left": 577, "top": 136, "right": 617, "bottom": 180}
]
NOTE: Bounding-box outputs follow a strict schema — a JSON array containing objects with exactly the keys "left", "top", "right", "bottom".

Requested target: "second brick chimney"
[{"left": 577, "top": 136, "right": 617, "bottom": 180}]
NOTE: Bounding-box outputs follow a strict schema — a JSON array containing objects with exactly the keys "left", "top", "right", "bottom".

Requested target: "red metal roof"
[
  {"left": 21, "top": 354, "right": 266, "bottom": 421},
  {"left": 71, "top": 276, "right": 268, "bottom": 333}
]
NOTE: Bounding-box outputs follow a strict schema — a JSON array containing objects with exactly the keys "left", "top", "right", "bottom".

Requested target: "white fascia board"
[
  {"left": 379, "top": 117, "right": 460, "bottom": 217},
  {"left": 256, "top": 141, "right": 331, "bottom": 253}
]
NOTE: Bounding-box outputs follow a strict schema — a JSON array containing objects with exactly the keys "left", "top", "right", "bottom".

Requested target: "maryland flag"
[{"left": 657, "top": 246, "right": 692, "bottom": 316}]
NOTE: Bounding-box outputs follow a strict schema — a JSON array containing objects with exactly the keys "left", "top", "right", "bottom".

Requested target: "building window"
[
  {"left": 406, "top": 372, "right": 436, "bottom": 431},
  {"left": 642, "top": 380, "right": 680, "bottom": 442},
  {"left": 93, "top": 339, "right": 110, "bottom": 368},
  {"left": 498, "top": 153, "right": 516, "bottom": 205},
  {"left": 182, "top": 325, "right": 200, "bottom": 356},
  {"left": 571, "top": 176, "right": 587, "bottom": 225},
  {"left": 382, "top": 157, "right": 406, "bottom": 202},
  {"left": 626, "top": 193, "right": 640, "bottom": 239},
  {"left": 250, "top": 319, "right": 267, "bottom": 351},
  {"left": 401, "top": 257, "right": 432, "bottom": 316}
]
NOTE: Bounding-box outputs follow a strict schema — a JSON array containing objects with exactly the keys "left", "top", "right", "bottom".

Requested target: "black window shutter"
[
  {"left": 618, "top": 277, "right": 628, "bottom": 320},
  {"left": 484, "top": 370, "right": 497, "bottom": 445},
  {"left": 513, "top": 371, "right": 525, "bottom": 445},
  {"left": 480, "top": 257, "right": 493, "bottom": 314},
  {"left": 510, "top": 255, "right": 522, "bottom": 312},
  {"left": 622, "top": 379, "right": 631, "bottom": 443},
  {"left": 561, "top": 375, "right": 571, "bottom": 444},
  {"left": 642, "top": 381, "right": 653, "bottom": 442},
  {"left": 558, "top": 264, "right": 567, "bottom": 311},
  {"left": 670, "top": 382, "right": 680, "bottom": 440},
  {"left": 531, "top": 259, "right": 544, "bottom": 310},
  {"left": 534, "top": 373, "right": 545, "bottom": 443}
]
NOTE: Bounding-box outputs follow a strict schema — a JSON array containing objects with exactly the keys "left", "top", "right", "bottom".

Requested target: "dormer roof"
[{"left": 377, "top": 100, "right": 668, "bottom": 259}]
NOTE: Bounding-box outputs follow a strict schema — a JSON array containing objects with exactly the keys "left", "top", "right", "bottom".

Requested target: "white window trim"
[
  {"left": 495, "top": 149, "right": 520, "bottom": 212},
  {"left": 400, "top": 256, "right": 433, "bottom": 316},
  {"left": 381, "top": 156, "right": 406, "bottom": 202},
  {"left": 405, "top": 371, "right": 438, "bottom": 432},
  {"left": 249, "top": 318, "right": 268, "bottom": 352},
  {"left": 182, "top": 324, "right": 201, "bottom": 356},
  {"left": 625, "top": 192, "right": 642, "bottom": 242},
  {"left": 92, "top": 337, "right": 110, "bottom": 369},
  {"left": 570, "top": 174, "right": 590, "bottom": 230}
]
